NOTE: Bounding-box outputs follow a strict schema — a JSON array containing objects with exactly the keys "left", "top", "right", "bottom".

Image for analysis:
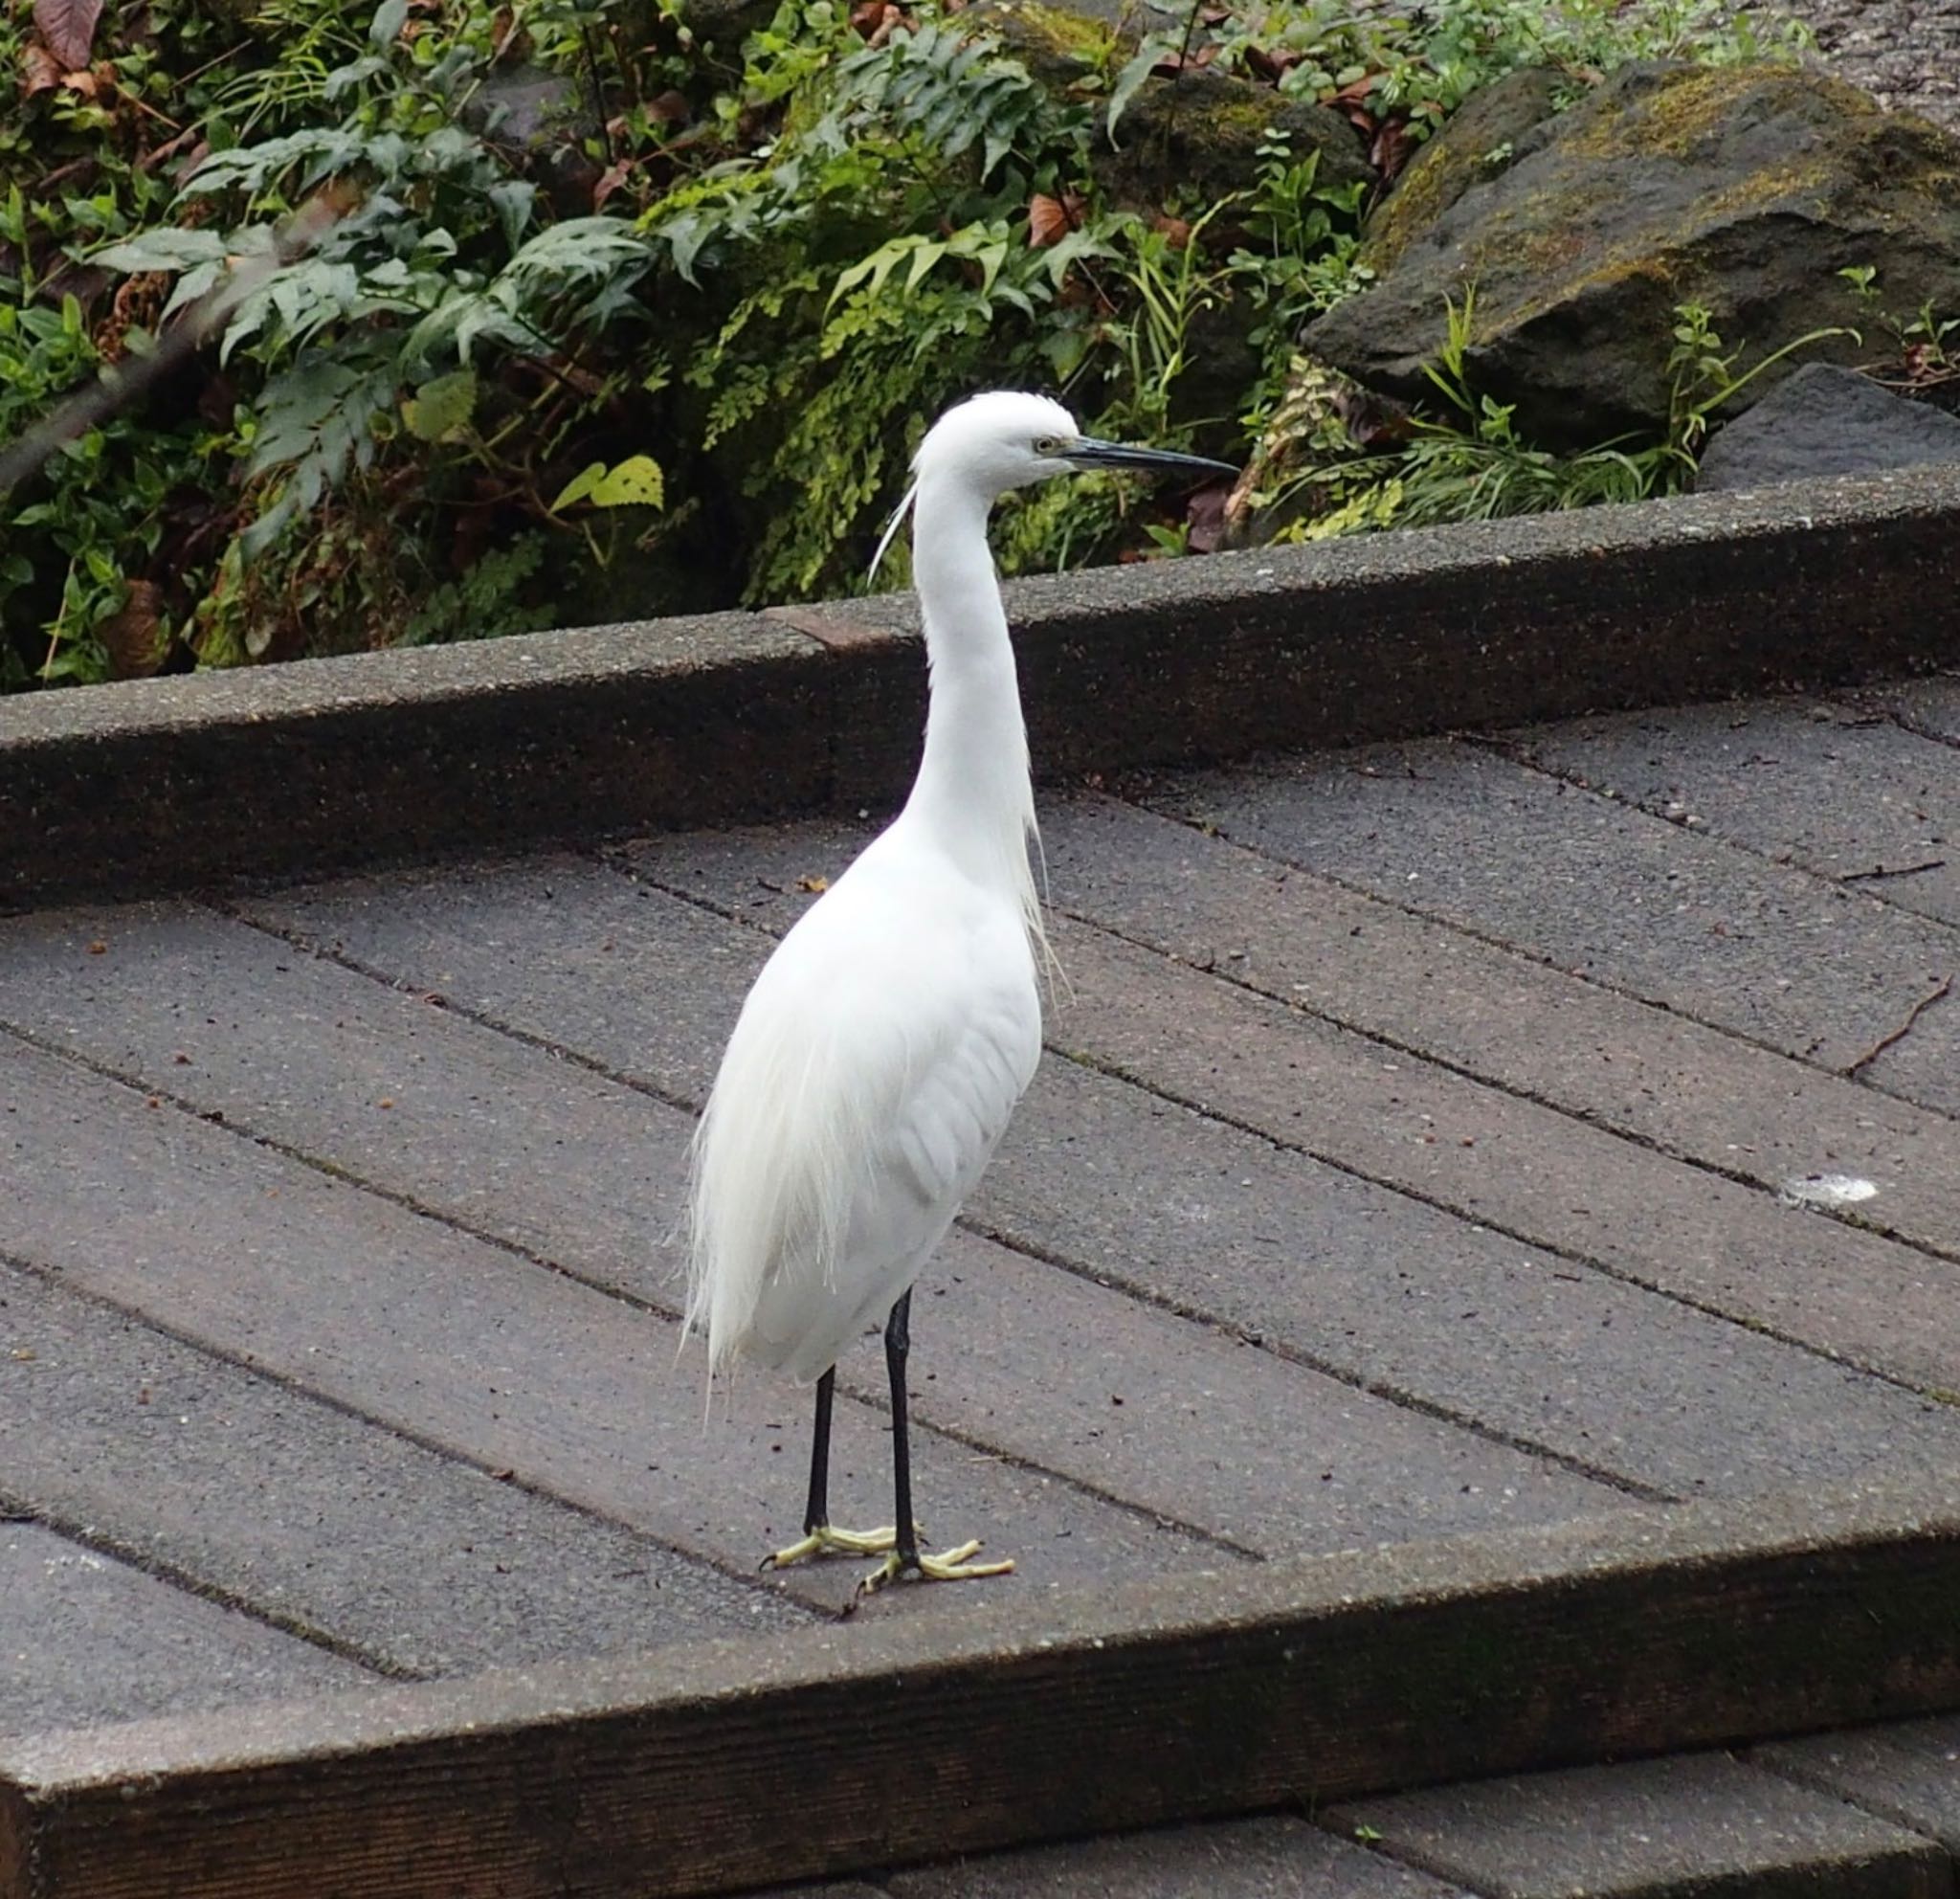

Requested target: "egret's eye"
[{"left": 1032, "top": 435, "right": 1064, "bottom": 456}]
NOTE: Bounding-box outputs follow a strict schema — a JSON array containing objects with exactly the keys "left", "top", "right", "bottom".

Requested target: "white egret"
[{"left": 685, "top": 391, "right": 1236, "bottom": 1598}]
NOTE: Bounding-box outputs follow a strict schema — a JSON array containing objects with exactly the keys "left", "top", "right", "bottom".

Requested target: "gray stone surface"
[
  {"left": 1790, "top": 0, "right": 1960, "bottom": 132},
  {"left": 1144, "top": 736, "right": 1960, "bottom": 1116},
  {"left": 1759, "top": 1717, "right": 1960, "bottom": 1850},
  {"left": 0, "top": 1521, "right": 366, "bottom": 1740},
  {"left": 1325, "top": 1752, "right": 1949, "bottom": 1899},
  {"left": 886, "top": 1817, "right": 1466, "bottom": 1897},
  {"left": 1699, "top": 367, "right": 1960, "bottom": 493},
  {"left": 627, "top": 824, "right": 1960, "bottom": 1493},
  {"left": 1509, "top": 697, "right": 1960, "bottom": 929},
  {"left": 0, "top": 1263, "right": 803, "bottom": 1674},
  {"left": 201, "top": 879, "right": 1614, "bottom": 1551},
  {"left": 0, "top": 1035, "right": 1203, "bottom": 1620}
]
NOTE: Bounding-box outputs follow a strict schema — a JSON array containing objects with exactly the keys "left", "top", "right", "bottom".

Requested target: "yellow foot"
[
  {"left": 852, "top": 1539, "right": 1015, "bottom": 1604},
  {"left": 760, "top": 1523, "right": 901, "bottom": 1571}
]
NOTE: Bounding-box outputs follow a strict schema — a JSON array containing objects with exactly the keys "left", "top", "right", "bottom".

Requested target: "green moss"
[{"left": 967, "top": 0, "right": 1115, "bottom": 79}]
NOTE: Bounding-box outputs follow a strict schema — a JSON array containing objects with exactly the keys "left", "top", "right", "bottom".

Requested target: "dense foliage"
[{"left": 2, "top": 0, "right": 1809, "bottom": 688}]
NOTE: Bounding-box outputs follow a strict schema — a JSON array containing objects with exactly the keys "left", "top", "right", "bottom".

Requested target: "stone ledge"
[
  {"left": 4, "top": 1473, "right": 1960, "bottom": 1899},
  {"left": 4, "top": 464, "right": 1960, "bottom": 910}
]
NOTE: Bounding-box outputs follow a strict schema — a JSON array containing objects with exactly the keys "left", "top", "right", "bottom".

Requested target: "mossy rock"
[
  {"left": 1096, "top": 67, "right": 1373, "bottom": 210},
  {"left": 960, "top": 0, "right": 1125, "bottom": 90},
  {"left": 1362, "top": 67, "right": 1564, "bottom": 277},
  {"left": 1303, "top": 60, "right": 1960, "bottom": 448}
]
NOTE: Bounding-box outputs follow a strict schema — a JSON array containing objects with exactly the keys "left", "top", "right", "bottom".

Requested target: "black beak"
[{"left": 1063, "top": 437, "right": 1240, "bottom": 480}]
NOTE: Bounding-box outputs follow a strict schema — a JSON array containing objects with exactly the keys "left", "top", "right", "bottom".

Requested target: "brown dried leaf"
[
  {"left": 59, "top": 65, "right": 98, "bottom": 96},
  {"left": 21, "top": 40, "right": 61, "bottom": 94},
  {"left": 647, "top": 88, "right": 690, "bottom": 125},
  {"left": 99, "top": 579, "right": 165, "bottom": 681},
  {"left": 1184, "top": 480, "right": 1231, "bottom": 554},
  {"left": 1370, "top": 116, "right": 1413, "bottom": 181},
  {"left": 1151, "top": 212, "right": 1192, "bottom": 250},
  {"left": 33, "top": 0, "right": 103, "bottom": 72},
  {"left": 1028, "top": 191, "right": 1070, "bottom": 247},
  {"left": 591, "top": 157, "right": 635, "bottom": 209}
]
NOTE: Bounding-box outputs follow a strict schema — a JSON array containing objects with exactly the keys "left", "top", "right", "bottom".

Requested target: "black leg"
[
  {"left": 884, "top": 1290, "right": 919, "bottom": 1570},
  {"left": 802, "top": 1368, "right": 835, "bottom": 1536}
]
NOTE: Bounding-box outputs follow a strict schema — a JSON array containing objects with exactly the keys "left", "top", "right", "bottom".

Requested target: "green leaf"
[
  {"left": 95, "top": 229, "right": 232, "bottom": 274},
  {"left": 401, "top": 368, "right": 477, "bottom": 442},
  {"left": 589, "top": 455, "right": 664, "bottom": 508},
  {"left": 488, "top": 180, "right": 537, "bottom": 254},
  {"left": 551, "top": 455, "right": 664, "bottom": 511},
  {"left": 369, "top": 0, "right": 408, "bottom": 49},
  {"left": 1106, "top": 36, "right": 1171, "bottom": 148}
]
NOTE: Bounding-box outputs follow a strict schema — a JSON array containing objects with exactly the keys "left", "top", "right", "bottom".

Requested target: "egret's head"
[{"left": 913, "top": 390, "right": 1238, "bottom": 501}]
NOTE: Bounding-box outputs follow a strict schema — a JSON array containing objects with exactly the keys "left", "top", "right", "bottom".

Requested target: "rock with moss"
[
  {"left": 960, "top": 0, "right": 1125, "bottom": 91},
  {"left": 1303, "top": 61, "right": 1960, "bottom": 447},
  {"left": 1362, "top": 67, "right": 1563, "bottom": 276},
  {"left": 1097, "top": 67, "right": 1372, "bottom": 210}
]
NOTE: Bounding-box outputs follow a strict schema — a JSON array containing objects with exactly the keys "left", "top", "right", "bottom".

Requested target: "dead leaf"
[
  {"left": 592, "top": 156, "right": 635, "bottom": 209},
  {"left": 796, "top": 874, "right": 830, "bottom": 894},
  {"left": 1242, "top": 43, "right": 1302, "bottom": 82},
  {"left": 1185, "top": 480, "right": 1231, "bottom": 553},
  {"left": 99, "top": 579, "right": 165, "bottom": 680},
  {"left": 1151, "top": 212, "right": 1193, "bottom": 250},
  {"left": 21, "top": 41, "right": 61, "bottom": 93},
  {"left": 1028, "top": 191, "right": 1072, "bottom": 247},
  {"left": 1370, "top": 117, "right": 1414, "bottom": 181},
  {"left": 33, "top": 0, "right": 103, "bottom": 72},
  {"left": 59, "top": 65, "right": 98, "bottom": 95},
  {"left": 139, "top": 122, "right": 202, "bottom": 171},
  {"left": 647, "top": 88, "right": 690, "bottom": 125}
]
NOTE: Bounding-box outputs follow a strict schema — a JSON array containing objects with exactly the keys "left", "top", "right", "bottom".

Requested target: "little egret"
[{"left": 685, "top": 391, "right": 1236, "bottom": 1597}]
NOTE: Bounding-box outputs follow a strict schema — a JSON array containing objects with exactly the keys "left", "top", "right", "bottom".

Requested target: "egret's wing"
[{"left": 686, "top": 872, "right": 1039, "bottom": 1381}]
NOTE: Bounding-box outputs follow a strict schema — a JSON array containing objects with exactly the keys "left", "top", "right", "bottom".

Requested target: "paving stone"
[
  {"left": 252, "top": 849, "right": 1960, "bottom": 1500},
  {"left": 1025, "top": 793, "right": 1960, "bottom": 1375},
  {"left": 1142, "top": 737, "right": 1960, "bottom": 1116},
  {"left": 0, "top": 1263, "right": 805, "bottom": 1674},
  {"left": 1859, "top": 677, "right": 1960, "bottom": 747},
  {"left": 1325, "top": 1753, "right": 1949, "bottom": 1899},
  {"left": 0, "top": 1520, "right": 366, "bottom": 1740},
  {"left": 617, "top": 831, "right": 1960, "bottom": 1496},
  {"left": 34, "top": 899, "right": 1600, "bottom": 1553},
  {"left": 1758, "top": 1717, "right": 1960, "bottom": 1850},
  {"left": 0, "top": 1035, "right": 1202, "bottom": 1620},
  {"left": 886, "top": 1817, "right": 1467, "bottom": 1898},
  {"left": 1510, "top": 699, "right": 1960, "bottom": 928}
]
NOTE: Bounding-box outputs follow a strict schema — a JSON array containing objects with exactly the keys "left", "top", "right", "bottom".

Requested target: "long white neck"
[{"left": 898, "top": 472, "right": 1040, "bottom": 927}]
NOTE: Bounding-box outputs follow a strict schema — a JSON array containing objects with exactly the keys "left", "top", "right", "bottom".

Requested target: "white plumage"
[
  {"left": 682, "top": 390, "right": 1236, "bottom": 1597},
  {"left": 686, "top": 838, "right": 1040, "bottom": 1382}
]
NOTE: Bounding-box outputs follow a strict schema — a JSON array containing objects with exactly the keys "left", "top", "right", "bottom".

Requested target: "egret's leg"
[
  {"left": 760, "top": 1369, "right": 898, "bottom": 1570},
  {"left": 855, "top": 1290, "right": 1013, "bottom": 1599}
]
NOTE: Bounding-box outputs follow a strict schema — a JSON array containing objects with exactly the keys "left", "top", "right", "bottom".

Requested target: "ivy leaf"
[
  {"left": 33, "top": 0, "right": 103, "bottom": 73},
  {"left": 401, "top": 368, "right": 477, "bottom": 442}
]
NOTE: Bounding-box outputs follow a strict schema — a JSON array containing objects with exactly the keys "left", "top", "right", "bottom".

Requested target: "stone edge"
[
  {"left": 4, "top": 463, "right": 1960, "bottom": 909},
  {"left": 3, "top": 1473, "right": 1958, "bottom": 1898}
]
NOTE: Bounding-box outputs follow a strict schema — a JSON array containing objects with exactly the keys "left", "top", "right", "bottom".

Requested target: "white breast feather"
[{"left": 685, "top": 847, "right": 1040, "bottom": 1384}]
